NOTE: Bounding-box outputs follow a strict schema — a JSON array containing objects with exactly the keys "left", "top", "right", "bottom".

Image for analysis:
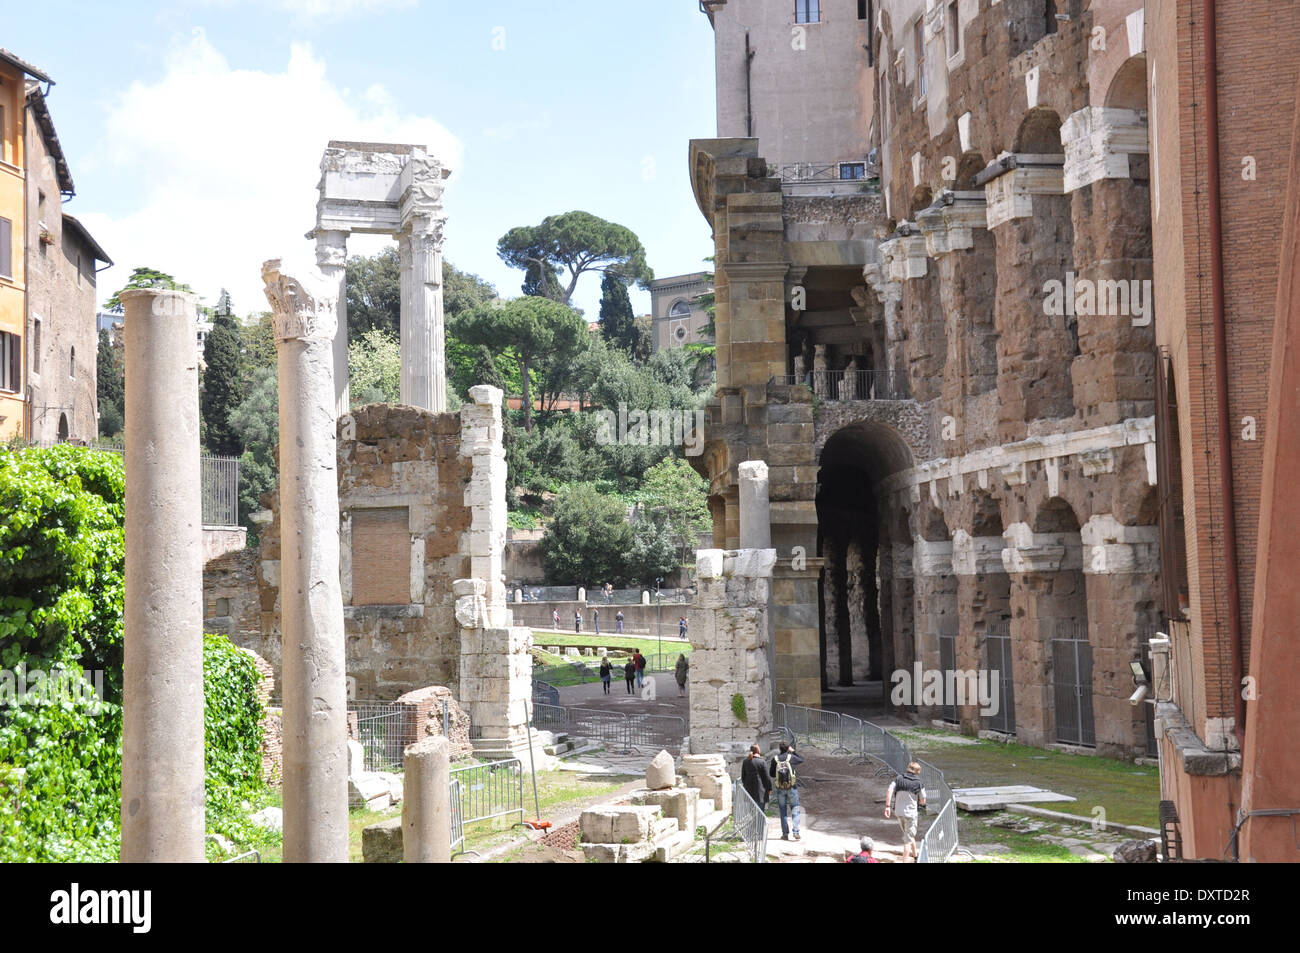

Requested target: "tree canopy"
[
  {"left": 497, "top": 211, "right": 653, "bottom": 305},
  {"left": 103, "top": 266, "right": 193, "bottom": 312},
  {"left": 201, "top": 311, "right": 244, "bottom": 457}
]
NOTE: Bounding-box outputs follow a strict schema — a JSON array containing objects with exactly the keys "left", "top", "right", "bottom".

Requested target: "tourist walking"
[
  {"left": 552, "top": 608, "right": 560, "bottom": 629},
  {"left": 633, "top": 649, "right": 646, "bottom": 689},
  {"left": 623, "top": 658, "right": 636, "bottom": 694},
  {"left": 769, "top": 741, "right": 804, "bottom": 840},
  {"left": 740, "top": 744, "right": 771, "bottom": 811},
  {"left": 678, "top": 616, "right": 688, "bottom": 639},
  {"left": 674, "top": 654, "right": 688, "bottom": 696},
  {"left": 844, "top": 836, "right": 879, "bottom": 863},
  {"left": 599, "top": 657, "right": 612, "bottom": 695},
  {"left": 575, "top": 609, "right": 583, "bottom": 633},
  {"left": 885, "top": 761, "right": 927, "bottom": 862},
  {"left": 593, "top": 607, "right": 600, "bottom": 635},
  {"left": 604, "top": 582, "right": 613, "bottom": 603},
  {"left": 615, "top": 610, "right": 624, "bottom": 634}
]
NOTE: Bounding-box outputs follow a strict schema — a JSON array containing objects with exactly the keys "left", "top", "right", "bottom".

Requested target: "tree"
[
  {"left": 540, "top": 483, "right": 633, "bottom": 585},
  {"left": 348, "top": 327, "right": 402, "bottom": 406},
  {"left": 239, "top": 312, "right": 277, "bottom": 381},
  {"left": 497, "top": 211, "right": 654, "bottom": 305},
  {"left": 103, "top": 266, "right": 192, "bottom": 312},
  {"left": 345, "top": 248, "right": 401, "bottom": 338},
  {"left": 201, "top": 309, "right": 244, "bottom": 457},
  {"left": 95, "top": 329, "right": 124, "bottom": 439},
  {"left": 598, "top": 271, "right": 640, "bottom": 355},
  {"left": 451, "top": 296, "right": 587, "bottom": 433},
  {"left": 637, "top": 457, "right": 712, "bottom": 567},
  {"left": 228, "top": 365, "right": 277, "bottom": 544}
]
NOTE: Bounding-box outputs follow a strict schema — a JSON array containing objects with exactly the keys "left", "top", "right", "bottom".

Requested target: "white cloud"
[{"left": 80, "top": 30, "right": 461, "bottom": 316}]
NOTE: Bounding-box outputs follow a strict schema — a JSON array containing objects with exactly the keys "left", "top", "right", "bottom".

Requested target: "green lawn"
[{"left": 531, "top": 633, "right": 693, "bottom": 687}]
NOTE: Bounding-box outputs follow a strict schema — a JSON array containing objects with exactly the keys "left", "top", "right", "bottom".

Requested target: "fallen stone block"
[
  {"left": 349, "top": 773, "right": 393, "bottom": 811},
  {"left": 362, "top": 817, "right": 403, "bottom": 863}
]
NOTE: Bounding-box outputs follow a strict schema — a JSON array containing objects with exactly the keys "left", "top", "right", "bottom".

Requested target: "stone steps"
[
  {"left": 697, "top": 809, "right": 730, "bottom": 837},
  {"left": 652, "top": 816, "right": 680, "bottom": 841},
  {"left": 655, "top": 828, "right": 696, "bottom": 863}
]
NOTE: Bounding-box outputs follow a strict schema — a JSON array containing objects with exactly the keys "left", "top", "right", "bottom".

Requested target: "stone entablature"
[
  {"left": 916, "top": 190, "right": 988, "bottom": 257},
  {"left": 878, "top": 224, "right": 929, "bottom": 281},
  {"left": 981, "top": 153, "right": 1066, "bottom": 228},
  {"left": 1001, "top": 522, "right": 1083, "bottom": 574},
  {"left": 952, "top": 531, "right": 1007, "bottom": 576},
  {"left": 880, "top": 417, "right": 1157, "bottom": 501},
  {"left": 1079, "top": 514, "right": 1160, "bottom": 575},
  {"left": 912, "top": 538, "right": 953, "bottom": 576},
  {"left": 1060, "top": 107, "right": 1149, "bottom": 194}
]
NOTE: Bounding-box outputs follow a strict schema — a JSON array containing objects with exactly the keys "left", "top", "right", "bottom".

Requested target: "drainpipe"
[{"left": 1201, "top": 0, "right": 1247, "bottom": 750}]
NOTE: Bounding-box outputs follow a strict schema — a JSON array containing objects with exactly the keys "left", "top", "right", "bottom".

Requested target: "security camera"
[{"left": 1129, "top": 684, "right": 1149, "bottom": 707}]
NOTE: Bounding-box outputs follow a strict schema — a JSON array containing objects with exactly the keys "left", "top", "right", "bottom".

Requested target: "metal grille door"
[
  {"left": 1053, "top": 636, "right": 1096, "bottom": 746},
  {"left": 983, "top": 625, "right": 1016, "bottom": 735},
  {"left": 938, "top": 633, "right": 958, "bottom": 724}
]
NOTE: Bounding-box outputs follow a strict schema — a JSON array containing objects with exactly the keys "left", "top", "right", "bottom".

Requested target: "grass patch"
[
  {"left": 959, "top": 816, "right": 1092, "bottom": 863},
  {"left": 530, "top": 632, "right": 692, "bottom": 655}
]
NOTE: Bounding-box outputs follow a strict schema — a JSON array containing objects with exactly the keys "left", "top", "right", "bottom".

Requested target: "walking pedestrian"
[
  {"left": 633, "top": 649, "right": 646, "bottom": 689},
  {"left": 623, "top": 658, "right": 636, "bottom": 694},
  {"left": 674, "top": 653, "right": 689, "bottom": 696},
  {"left": 604, "top": 582, "right": 613, "bottom": 603},
  {"left": 678, "top": 616, "right": 688, "bottom": 639},
  {"left": 600, "top": 657, "right": 612, "bottom": 695},
  {"left": 593, "top": 607, "right": 600, "bottom": 635},
  {"left": 769, "top": 741, "right": 804, "bottom": 841},
  {"left": 575, "top": 608, "right": 583, "bottom": 633},
  {"left": 844, "top": 836, "right": 879, "bottom": 863},
  {"left": 552, "top": 608, "right": 560, "bottom": 630},
  {"left": 740, "top": 743, "right": 771, "bottom": 811},
  {"left": 615, "top": 610, "right": 624, "bottom": 634},
  {"left": 885, "top": 761, "right": 927, "bottom": 862}
]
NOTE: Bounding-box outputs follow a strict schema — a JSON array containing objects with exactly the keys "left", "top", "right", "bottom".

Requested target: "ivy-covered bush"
[{"left": 203, "top": 633, "right": 265, "bottom": 795}]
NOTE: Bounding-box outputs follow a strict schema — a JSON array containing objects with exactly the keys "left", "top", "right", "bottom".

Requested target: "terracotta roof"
[
  {"left": 62, "top": 214, "right": 112, "bottom": 266},
  {"left": 26, "top": 85, "right": 74, "bottom": 195},
  {"left": 0, "top": 48, "right": 52, "bottom": 84}
]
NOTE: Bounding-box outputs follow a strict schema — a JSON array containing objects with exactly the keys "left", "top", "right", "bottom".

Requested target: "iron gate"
[
  {"left": 983, "top": 623, "right": 1016, "bottom": 735},
  {"left": 937, "top": 633, "right": 958, "bottom": 724},
  {"left": 1053, "top": 630, "right": 1096, "bottom": 747}
]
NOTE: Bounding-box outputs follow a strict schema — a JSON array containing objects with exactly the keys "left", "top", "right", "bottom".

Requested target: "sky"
[{"left": 5, "top": 0, "right": 719, "bottom": 320}]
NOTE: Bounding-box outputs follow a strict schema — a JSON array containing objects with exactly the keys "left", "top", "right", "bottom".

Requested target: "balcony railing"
[
  {"left": 770, "top": 368, "right": 909, "bottom": 401},
  {"left": 778, "top": 161, "right": 880, "bottom": 194}
]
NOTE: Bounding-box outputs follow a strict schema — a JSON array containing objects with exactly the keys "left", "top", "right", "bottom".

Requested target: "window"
[
  {"left": 32, "top": 318, "right": 40, "bottom": 373},
  {"left": 839, "top": 162, "right": 867, "bottom": 180},
  {"left": 69, "top": 346, "right": 75, "bottom": 380},
  {"left": 668, "top": 300, "right": 691, "bottom": 317},
  {"left": 795, "top": 0, "right": 820, "bottom": 24},
  {"left": 0, "top": 331, "right": 19, "bottom": 393},
  {"left": 351, "top": 507, "right": 411, "bottom": 605},
  {"left": 914, "top": 21, "right": 927, "bottom": 98},
  {"left": 0, "top": 217, "right": 11, "bottom": 279},
  {"left": 858, "top": 0, "right": 868, "bottom": 19},
  {"left": 947, "top": 1, "right": 961, "bottom": 56}
]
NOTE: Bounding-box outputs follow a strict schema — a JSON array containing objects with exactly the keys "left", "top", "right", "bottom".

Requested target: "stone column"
[
  {"left": 822, "top": 536, "right": 842, "bottom": 687},
  {"left": 398, "top": 150, "right": 450, "bottom": 412},
  {"left": 846, "top": 540, "right": 870, "bottom": 682},
  {"left": 313, "top": 228, "right": 350, "bottom": 417},
  {"left": 812, "top": 344, "right": 828, "bottom": 398},
  {"left": 263, "top": 258, "right": 349, "bottom": 863},
  {"left": 120, "top": 288, "right": 205, "bottom": 863},
  {"left": 403, "top": 737, "right": 451, "bottom": 863},
  {"left": 737, "top": 460, "right": 771, "bottom": 550}
]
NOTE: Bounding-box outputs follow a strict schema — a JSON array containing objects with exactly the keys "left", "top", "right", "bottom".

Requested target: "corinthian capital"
[{"left": 262, "top": 258, "right": 339, "bottom": 343}]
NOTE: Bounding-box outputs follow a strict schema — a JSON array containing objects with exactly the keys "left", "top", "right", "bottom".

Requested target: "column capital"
[
  {"left": 981, "top": 153, "right": 1066, "bottom": 228},
  {"left": 312, "top": 228, "right": 349, "bottom": 270},
  {"left": 1061, "top": 106, "right": 1148, "bottom": 193},
  {"left": 263, "top": 258, "right": 338, "bottom": 343}
]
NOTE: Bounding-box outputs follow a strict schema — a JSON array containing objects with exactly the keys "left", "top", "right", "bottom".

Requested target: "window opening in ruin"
[
  {"left": 32, "top": 318, "right": 40, "bottom": 374},
  {"left": 839, "top": 162, "right": 866, "bottom": 180},
  {"left": 946, "top": 1, "right": 961, "bottom": 56},
  {"left": 858, "top": 0, "right": 867, "bottom": 20},
  {"left": 1045, "top": 0, "right": 1060, "bottom": 37},
  {"left": 57, "top": 413, "right": 68, "bottom": 443},
  {"left": 351, "top": 507, "right": 412, "bottom": 606},
  {"left": 795, "top": 0, "right": 820, "bottom": 24},
  {"left": 914, "top": 21, "right": 926, "bottom": 98},
  {"left": 69, "top": 345, "right": 75, "bottom": 380}
]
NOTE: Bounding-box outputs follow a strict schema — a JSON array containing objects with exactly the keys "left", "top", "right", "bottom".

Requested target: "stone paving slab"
[{"left": 953, "top": 785, "right": 1078, "bottom": 811}]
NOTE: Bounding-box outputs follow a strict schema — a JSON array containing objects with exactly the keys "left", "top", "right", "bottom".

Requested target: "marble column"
[
  {"left": 263, "top": 258, "right": 349, "bottom": 862},
  {"left": 119, "top": 288, "right": 205, "bottom": 863},
  {"left": 397, "top": 151, "right": 450, "bottom": 412},
  {"left": 403, "top": 737, "right": 451, "bottom": 863},
  {"left": 738, "top": 460, "right": 771, "bottom": 550},
  {"left": 314, "top": 228, "right": 349, "bottom": 417}
]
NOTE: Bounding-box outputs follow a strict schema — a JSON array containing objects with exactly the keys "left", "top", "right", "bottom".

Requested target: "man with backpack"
[
  {"left": 633, "top": 649, "right": 647, "bottom": 689},
  {"left": 769, "top": 741, "right": 804, "bottom": 841}
]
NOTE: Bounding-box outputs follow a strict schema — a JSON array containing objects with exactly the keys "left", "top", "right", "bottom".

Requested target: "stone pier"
[
  {"left": 120, "top": 288, "right": 206, "bottom": 863},
  {"left": 263, "top": 258, "right": 349, "bottom": 862}
]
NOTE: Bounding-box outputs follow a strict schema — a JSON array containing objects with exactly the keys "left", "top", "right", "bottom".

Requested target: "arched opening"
[
  {"left": 57, "top": 413, "right": 69, "bottom": 442},
  {"left": 1015, "top": 107, "right": 1064, "bottom": 154},
  {"left": 909, "top": 185, "right": 934, "bottom": 216},
  {"left": 816, "top": 423, "right": 914, "bottom": 700},
  {"left": 965, "top": 493, "right": 1015, "bottom": 734},
  {"left": 954, "top": 151, "right": 985, "bottom": 191},
  {"left": 1106, "top": 54, "right": 1149, "bottom": 111}
]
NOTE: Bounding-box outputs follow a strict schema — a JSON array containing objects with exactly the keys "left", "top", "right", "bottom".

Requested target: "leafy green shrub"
[
  {"left": 202, "top": 634, "right": 265, "bottom": 796},
  {"left": 731, "top": 693, "right": 747, "bottom": 723}
]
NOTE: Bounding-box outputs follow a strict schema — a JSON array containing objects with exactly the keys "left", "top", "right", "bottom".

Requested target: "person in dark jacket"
[
  {"left": 768, "top": 741, "right": 805, "bottom": 840},
  {"left": 623, "top": 659, "right": 636, "bottom": 694},
  {"left": 740, "top": 744, "right": 772, "bottom": 811},
  {"left": 599, "top": 657, "right": 612, "bottom": 694},
  {"left": 885, "top": 761, "right": 928, "bottom": 862}
]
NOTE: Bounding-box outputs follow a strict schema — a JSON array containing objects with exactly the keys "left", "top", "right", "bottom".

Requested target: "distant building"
[
  {"left": 0, "top": 49, "right": 110, "bottom": 443},
  {"left": 649, "top": 272, "right": 712, "bottom": 352}
]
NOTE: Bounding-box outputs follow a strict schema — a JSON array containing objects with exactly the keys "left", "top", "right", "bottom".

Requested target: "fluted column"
[
  {"left": 314, "top": 229, "right": 349, "bottom": 417},
  {"left": 263, "top": 258, "right": 348, "bottom": 862},
  {"left": 398, "top": 223, "right": 446, "bottom": 411}
]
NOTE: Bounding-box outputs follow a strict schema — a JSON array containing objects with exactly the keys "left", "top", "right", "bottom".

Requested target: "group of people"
[
  {"left": 739, "top": 745, "right": 929, "bottom": 862},
  {"left": 553, "top": 607, "right": 625, "bottom": 635},
  {"left": 597, "top": 651, "right": 690, "bottom": 697}
]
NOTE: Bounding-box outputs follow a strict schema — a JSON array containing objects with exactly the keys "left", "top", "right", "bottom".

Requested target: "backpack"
[{"left": 774, "top": 754, "right": 797, "bottom": 790}]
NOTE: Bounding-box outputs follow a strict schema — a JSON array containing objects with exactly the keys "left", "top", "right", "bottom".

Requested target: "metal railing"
[
  {"left": 449, "top": 778, "right": 466, "bottom": 856},
  {"left": 532, "top": 678, "right": 560, "bottom": 708},
  {"left": 778, "top": 160, "right": 878, "bottom": 185},
  {"left": 22, "top": 441, "right": 241, "bottom": 527},
  {"left": 527, "top": 702, "right": 687, "bottom": 755},
  {"left": 731, "top": 778, "right": 769, "bottom": 863},
  {"left": 775, "top": 703, "right": 959, "bottom": 863},
  {"left": 349, "top": 701, "right": 417, "bottom": 773},
  {"left": 769, "top": 369, "right": 909, "bottom": 401},
  {"left": 449, "top": 758, "right": 525, "bottom": 828}
]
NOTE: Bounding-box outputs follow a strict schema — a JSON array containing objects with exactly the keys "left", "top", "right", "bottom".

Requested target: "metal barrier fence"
[
  {"left": 449, "top": 758, "right": 525, "bottom": 827},
  {"left": 527, "top": 702, "right": 687, "bottom": 754},
  {"left": 24, "top": 441, "right": 241, "bottom": 527},
  {"left": 532, "top": 678, "right": 560, "bottom": 707},
  {"left": 731, "top": 779, "right": 768, "bottom": 863},
  {"left": 449, "top": 778, "right": 466, "bottom": 856},
  {"left": 349, "top": 701, "right": 417, "bottom": 773},
  {"left": 776, "top": 703, "right": 958, "bottom": 863}
]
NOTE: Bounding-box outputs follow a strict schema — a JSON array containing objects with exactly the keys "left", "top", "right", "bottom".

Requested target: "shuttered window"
[
  {"left": 0, "top": 331, "right": 20, "bottom": 392},
  {"left": 0, "top": 217, "right": 12, "bottom": 279}
]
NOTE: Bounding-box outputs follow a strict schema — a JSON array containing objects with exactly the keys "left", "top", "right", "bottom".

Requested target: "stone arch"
[
  {"left": 1033, "top": 495, "right": 1081, "bottom": 533},
  {"left": 969, "top": 491, "right": 1005, "bottom": 537},
  {"left": 954, "top": 151, "right": 985, "bottom": 190},
  {"left": 909, "top": 185, "right": 934, "bottom": 216},
  {"left": 57, "top": 413, "right": 69, "bottom": 442},
  {"left": 1105, "top": 54, "right": 1148, "bottom": 111},
  {"left": 1015, "top": 107, "right": 1064, "bottom": 154}
]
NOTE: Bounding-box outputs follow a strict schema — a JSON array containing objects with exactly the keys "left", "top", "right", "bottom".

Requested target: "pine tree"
[
  {"left": 201, "top": 309, "right": 244, "bottom": 457},
  {"left": 598, "top": 271, "right": 639, "bottom": 355}
]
